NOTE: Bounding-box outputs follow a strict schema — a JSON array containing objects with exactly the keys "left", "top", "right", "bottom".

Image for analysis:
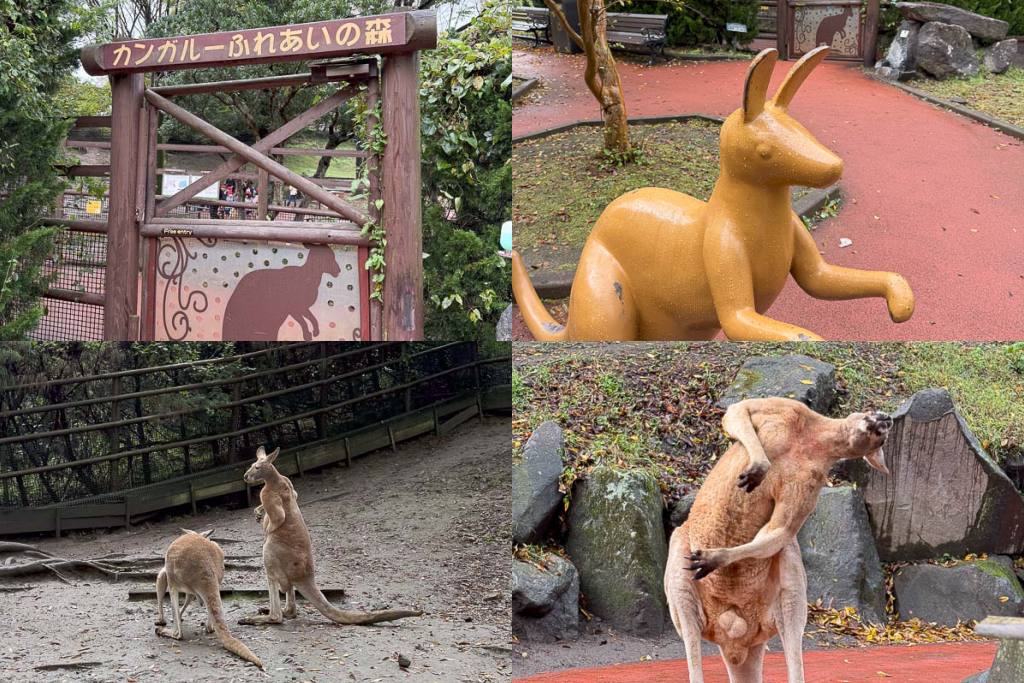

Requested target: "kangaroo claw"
[
  {"left": 686, "top": 549, "right": 721, "bottom": 581},
  {"left": 737, "top": 461, "right": 769, "bottom": 493}
]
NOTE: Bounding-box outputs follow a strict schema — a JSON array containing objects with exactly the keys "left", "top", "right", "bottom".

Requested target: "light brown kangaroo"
[
  {"left": 664, "top": 398, "right": 892, "bottom": 683},
  {"left": 154, "top": 529, "right": 263, "bottom": 669},
  {"left": 239, "top": 446, "right": 422, "bottom": 626},
  {"left": 512, "top": 46, "right": 915, "bottom": 341},
  {"left": 222, "top": 243, "right": 340, "bottom": 340}
]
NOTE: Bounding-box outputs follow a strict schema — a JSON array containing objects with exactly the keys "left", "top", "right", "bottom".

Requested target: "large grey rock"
[
  {"left": 986, "top": 639, "right": 1024, "bottom": 682},
  {"left": 876, "top": 20, "right": 921, "bottom": 79},
  {"left": 984, "top": 39, "right": 1018, "bottom": 75},
  {"left": 512, "top": 554, "right": 579, "bottom": 641},
  {"left": 566, "top": 466, "right": 668, "bottom": 635},
  {"left": 845, "top": 388, "right": 1024, "bottom": 561},
  {"left": 797, "top": 486, "right": 887, "bottom": 624},
  {"left": 718, "top": 354, "right": 835, "bottom": 413},
  {"left": 894, "top": 557, "right": 1024, "bottom": 626},
  {"left": 917, "top": 22, "right": 980, "bottom": 79},
  {"left": 897, "top": 2, "right": 1009, "bottom": 42},
  {"left": 512, "top": 421, "right": 565, "bottom": 544},
  {"left": 669, "top": 491, "right": 698, "bottom": 528},
  {"left": 497, "top": 304, "right": 513, "bottom": 341}
]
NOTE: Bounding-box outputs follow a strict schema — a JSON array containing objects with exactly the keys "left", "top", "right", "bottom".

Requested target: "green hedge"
[{"left": 525, "top": 0, "right": 760, "bottom": 48}]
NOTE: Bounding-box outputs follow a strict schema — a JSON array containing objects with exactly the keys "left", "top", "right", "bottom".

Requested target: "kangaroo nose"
[{"left": 867, "top": 411, "right": 893, "bottom": 433}]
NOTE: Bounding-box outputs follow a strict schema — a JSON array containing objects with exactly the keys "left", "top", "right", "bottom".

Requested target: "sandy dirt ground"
[{"left": 0, "top": 417, "right": 511, "bottom": 683}]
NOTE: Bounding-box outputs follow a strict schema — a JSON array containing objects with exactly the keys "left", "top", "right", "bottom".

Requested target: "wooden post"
[
  {"left": 380, "top": 52, "right": 423, "bottom": 340},
  {"left": 257, "top": 168, "right": 269, "bottom": 219},
  {"left": 776, "top": 0, "right": 789, "bottom": 60},
  {"left": 863, "top": 0, "right": 881, "bottom": 68},
  {"left": 105, "top": 72, "right": 144, "bottom": 339}
]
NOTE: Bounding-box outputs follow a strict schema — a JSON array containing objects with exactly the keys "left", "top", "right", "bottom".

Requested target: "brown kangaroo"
[
  {"left": 512, "top": 46, "right": 915, "bottom": 341},
  {"left": 222, "top": 243, "right": 340, "bottom": 340},
  {"left": 239, "top": 446, "right": 422, "bottom": 626},
  {"left": 154, "top": 529, "right": 263, "bottom": 669},
  {"left": 815, "top": 6, "right": 852, "bottom": 49},
  {"left": 664, "top": 398, "right": 892, "bottom": 683}
]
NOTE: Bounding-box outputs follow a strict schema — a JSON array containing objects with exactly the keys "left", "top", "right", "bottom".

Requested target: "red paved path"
[
  {"left": 514, "top": 641, "right": 997, "bottom": 683},
  {"left": 512, "top": 48, "right": 1024, "bottom": 340}
]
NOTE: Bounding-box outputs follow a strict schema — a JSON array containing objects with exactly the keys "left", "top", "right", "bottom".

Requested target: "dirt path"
[
  {"left": 514, "top": 641, "right": 997, "bottom": 683},
  {"left": 512, "top": 46, "right": 1024, "bottom": 341},
  {"left": 0, "top": 417, "right": 511, "bottom": 683}
]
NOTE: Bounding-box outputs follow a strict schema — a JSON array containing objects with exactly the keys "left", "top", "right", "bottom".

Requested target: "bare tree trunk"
[{"left": 544, "top": 0, "right": 631, "bottom": 156}]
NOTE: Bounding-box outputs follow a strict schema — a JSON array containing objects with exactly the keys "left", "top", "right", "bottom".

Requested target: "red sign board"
[{"left": 81, "top": 11, "right": 435, "bottom": 75}]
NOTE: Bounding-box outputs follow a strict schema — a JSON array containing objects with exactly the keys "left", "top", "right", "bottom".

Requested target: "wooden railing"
[{"left": 0, "top": 342, "right": 510, "bottom": 525}]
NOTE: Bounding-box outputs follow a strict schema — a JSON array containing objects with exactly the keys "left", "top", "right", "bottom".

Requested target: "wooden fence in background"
[{"left": 0, "top": 341, "right": 510, "bottom": 536}]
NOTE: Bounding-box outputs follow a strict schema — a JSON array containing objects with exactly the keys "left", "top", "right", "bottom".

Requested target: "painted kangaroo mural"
[
  {"left": 512, "top": 46, "right": 915, "bottom": 340},
  {"left": 222, "top": 243, "right": 341, "bottom": 340},
  {"left": 815, "top": 5, "right": 853, "bottom": 49}
]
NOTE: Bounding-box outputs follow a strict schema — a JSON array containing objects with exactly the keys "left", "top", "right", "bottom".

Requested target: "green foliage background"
[
  {"left": 0, "top": 0, "right": 94, "bottom": 339},
  {"left": 421, "top": 1, "right": 512, "bottom": 340},
  {"left": 613, "top": 0, "right": 760, "bottom": 47}
]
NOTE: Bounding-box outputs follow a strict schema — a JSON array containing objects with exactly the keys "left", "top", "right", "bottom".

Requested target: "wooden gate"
[
  {"left": 777, "top": 0, "right": 879, "bottom": 66},
  {"left": 79, "top": 11, "right": 436, "bottom": 341}
]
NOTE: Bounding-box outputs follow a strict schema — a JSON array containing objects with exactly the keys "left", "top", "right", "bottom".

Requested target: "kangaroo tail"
[
  {"left": 511, "top": 250, "right": 568, "bottom": 341},
  {"left": 204, "top": 590, "right": 263, "bottom": 669},
  {"left": 297, "top": 578, "right": 422, "bottom": 625}
]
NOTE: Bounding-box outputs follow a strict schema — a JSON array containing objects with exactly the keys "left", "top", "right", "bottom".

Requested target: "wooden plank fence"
[{"left": 0, "top": 342, "right": 510, "bottom": 536}]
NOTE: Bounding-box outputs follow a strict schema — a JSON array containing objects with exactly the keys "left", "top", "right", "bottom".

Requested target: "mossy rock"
[{"left": 565, "top": 465, "right": 668, "bottom": 635}]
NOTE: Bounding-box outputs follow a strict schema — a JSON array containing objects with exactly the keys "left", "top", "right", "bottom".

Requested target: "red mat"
[{"left": 515, "top": 642, "right": 997, "bottom": 683}]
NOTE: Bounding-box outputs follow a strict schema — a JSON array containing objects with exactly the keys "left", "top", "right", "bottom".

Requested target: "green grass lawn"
[
  {"left": 911, "top": 67, "right": 1024, "bottom": 127},
  {"left": 513, "top": 342, "right": 1024, "bottom": 499},
  {"left": 280, "top": 140, "right": 357, "bottom": 179},
  {"left": 514, "top": 119, "right": 815, "bottom": 251}
]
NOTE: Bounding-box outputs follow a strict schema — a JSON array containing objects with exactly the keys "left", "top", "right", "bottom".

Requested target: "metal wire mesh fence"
[{"left": 0, "top": 341, "right": 508, "bottom": 509}]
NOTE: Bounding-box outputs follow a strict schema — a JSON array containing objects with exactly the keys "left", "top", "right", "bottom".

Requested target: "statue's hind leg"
[
  {"left": 665, "top": 528, "right": 707, "bottom": 683},
  {"left": 566, "top": 241, "right": 639, "bottom": 340}
]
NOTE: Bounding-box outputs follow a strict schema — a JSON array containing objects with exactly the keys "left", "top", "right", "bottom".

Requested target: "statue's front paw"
[{"left": 885, "top": 274, "right": 915, "bottom": 322}]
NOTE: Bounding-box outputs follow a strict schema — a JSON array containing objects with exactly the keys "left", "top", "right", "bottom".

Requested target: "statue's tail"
[{"left": 511, "top": 250, "right": 568, "bottom": 341}]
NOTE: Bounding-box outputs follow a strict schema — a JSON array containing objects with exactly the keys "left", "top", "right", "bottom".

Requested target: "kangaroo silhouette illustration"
[
  {"left": 815, "top": 6, "right": 852, "bottom": 49},
  {"left": 222, "top": 243, "right": 340, "bottom": 340},
  {"left": 512, "top": 46, "right": 915, "bottom": 340}
]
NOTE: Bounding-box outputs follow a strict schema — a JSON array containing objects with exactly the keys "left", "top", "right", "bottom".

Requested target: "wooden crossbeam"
[{"left": 154, "top": 87, "right": 357, "bottom": 218}]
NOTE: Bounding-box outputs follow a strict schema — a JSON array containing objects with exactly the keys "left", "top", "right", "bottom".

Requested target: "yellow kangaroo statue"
[{"left": 512, "top": 46, "right": 915, "bottom": 341}]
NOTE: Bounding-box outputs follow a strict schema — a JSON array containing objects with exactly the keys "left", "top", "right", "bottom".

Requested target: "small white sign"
[
  {"left": 162, "top": 173, "right": 220, "bottom": 200},
  {"left": 900, "top": 29, "right": 910, "bottom": 38},
  {"left": 726, "top": 22, "right": 748, "bottom": 33}
]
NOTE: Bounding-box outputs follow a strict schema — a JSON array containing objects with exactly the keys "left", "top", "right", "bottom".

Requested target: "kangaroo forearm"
[
  {"left": 719, "top": 526, "right": 791, "bottom": 564},
  {"left": 793, "top": 262, "right": 890, "bottom": 300},
  {"left": 722, "top": 402, "right": 768, "bottom": 467}
]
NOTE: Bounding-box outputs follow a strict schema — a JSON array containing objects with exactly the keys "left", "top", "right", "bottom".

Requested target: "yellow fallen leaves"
[{"left": 808, "top": 602, "right": 987, "bottom": 645}]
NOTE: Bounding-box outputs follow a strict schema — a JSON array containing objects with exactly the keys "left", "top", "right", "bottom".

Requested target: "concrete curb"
[
  {"left": 869, "top": 73, "right": 1024, "bottom": 142},
  {"left": 512, "top": 76, "right": 540, "bottom": 103},
  {"left": 514, "top": 115, "right": 842, "bottom": 299}
]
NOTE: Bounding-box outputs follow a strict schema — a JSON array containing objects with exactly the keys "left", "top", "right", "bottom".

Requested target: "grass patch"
[
  {"left": 280, "top": 140, "right": 356, "bottom": 179},
  {"left": 910, "top": 67, "right": 1024, "bottom": 128},
  {"left": 512, "top": 342, "right": 1024, "bottom": 501},
  {"left": 514, "top": 119, "right": 816, "bottom": 251}
]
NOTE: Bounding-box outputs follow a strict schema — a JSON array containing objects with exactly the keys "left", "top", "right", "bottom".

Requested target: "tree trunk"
[{"left": 544, "top": 0, "right": 631, "bottom": 156}]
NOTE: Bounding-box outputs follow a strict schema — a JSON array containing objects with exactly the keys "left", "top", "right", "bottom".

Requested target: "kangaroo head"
[
  {"left": 305, "top": 244, "right": 341, "bottom": 277},
  {"left": 840, "top": 410, "right": 893, "bottom": 474},
  {"left": 243, "top": 445, "right": 281, "bottom": 484},
  {"left": 181, "top": 528, "right": 214, "bottom": 538},
  {"left": 719, "top": 46, "right": 842, "bottom": 189}
]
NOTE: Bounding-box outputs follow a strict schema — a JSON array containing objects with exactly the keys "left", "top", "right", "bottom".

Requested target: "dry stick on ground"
[
  {"left": 0, "top": 543, "right": 260, "bottom": 584},
  {"left": 542, "top": 0, "right": 631, "bottom": 155}
]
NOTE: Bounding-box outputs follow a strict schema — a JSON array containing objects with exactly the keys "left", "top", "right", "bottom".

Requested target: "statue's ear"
[
  {"left": 773, "top": 45, "right": 829, "bottom": 109},
  {"left": 256, "top": 445, "right": 266, "bottom": 460},
  {"left": 265, "top": 447, "right": 280, "bottom": 464},
  {"left": 743, "top": 48, "right": 778, "bottom": 123}
]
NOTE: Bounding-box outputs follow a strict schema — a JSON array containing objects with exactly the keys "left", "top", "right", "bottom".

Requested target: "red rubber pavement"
[
  {"left": 512, "top": 48, "right": 1024, "bottom": 340},
  {"left": 514, "top": 641, "right": 997, "bottom": 683}
]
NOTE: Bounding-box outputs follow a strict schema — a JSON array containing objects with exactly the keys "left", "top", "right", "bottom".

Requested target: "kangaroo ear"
[
  {"left": 200, "top": 529, "right": 214, "bottom": 538},
  {"left": 266, "top": 447, "right": 280, "bottom": 464},
  {"left": 743, "top": 48, "right": 778, "bottom": 123},
  {"left": 773, "top": 45, "right": 829, "bottom": 109},
  {"left": 256, "top": 445, "right": 266, "bottom": 460}
]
